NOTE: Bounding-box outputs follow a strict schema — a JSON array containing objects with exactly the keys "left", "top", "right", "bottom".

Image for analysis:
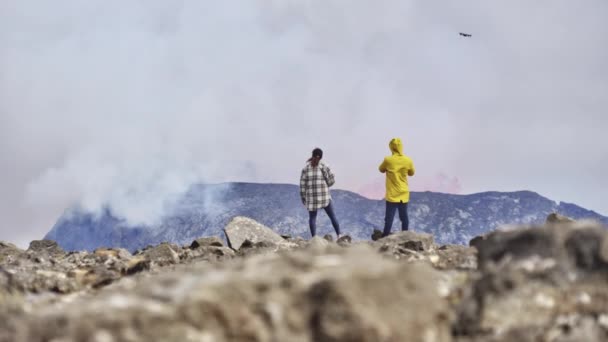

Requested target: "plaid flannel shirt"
[{"left": 300, "top": 161, "right": 335, "bottom": 211}]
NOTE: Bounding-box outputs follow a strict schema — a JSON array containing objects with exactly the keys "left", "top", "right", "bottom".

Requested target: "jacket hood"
[{"left": 389, "top": 138, "right": 403, "bottom": 156}]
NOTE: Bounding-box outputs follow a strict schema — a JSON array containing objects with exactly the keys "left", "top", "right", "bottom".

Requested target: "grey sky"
[{"left": 1, "top": 1, "right": 607, "bottom": 246}]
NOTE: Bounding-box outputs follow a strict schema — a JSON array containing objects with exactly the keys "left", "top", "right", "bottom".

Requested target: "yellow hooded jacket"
[{"left": 379, "top": 138, "right": 415, "bottom": 203}]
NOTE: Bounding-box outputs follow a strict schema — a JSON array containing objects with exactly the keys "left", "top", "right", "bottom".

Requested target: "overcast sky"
[{"left": 1, "top": 1, "right": 607, "bottom": 246}]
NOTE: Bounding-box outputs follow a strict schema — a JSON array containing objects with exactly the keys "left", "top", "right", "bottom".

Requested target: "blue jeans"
[
  {"left": 383, "top": 201, "right": 408, "bottom": 237},
  {"left": 309, "top": 201, "right": 340, "bottom": 237}
]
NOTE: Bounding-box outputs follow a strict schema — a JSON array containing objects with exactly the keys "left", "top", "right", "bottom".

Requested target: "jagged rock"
[
  {"left": 401, "top": 240, "right": 425, "bottom": 251},
  {"left": 373, "top": 231, "right": 437, "bottom": 263},
  {"left": 373, "top": 232, "right": 476, "bottom": 271},
  {"left": 190, "top": 236, "right": 224, "bottom": 249},
  {"left": 1, "top": 237, "right": 228, "bottom": 297},
  {"left": 376, "top": 231, "right": 435, "bottom": 251},
  {"left": 7, "top": 245, "right": 453, "bottom": 342},
  {"left": 27, "top": 240, "right": 65, "bottom": 257},
  {"left": 224, "top": 216, "right": 286, "bottom": 250},
  {"left": 143, "top": 243, "right": 180, "bottom": 266}
]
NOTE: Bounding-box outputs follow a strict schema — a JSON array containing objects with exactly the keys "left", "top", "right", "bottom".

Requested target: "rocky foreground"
[{"left": 1, "top": 215, "right": 608, "bottom": 341}]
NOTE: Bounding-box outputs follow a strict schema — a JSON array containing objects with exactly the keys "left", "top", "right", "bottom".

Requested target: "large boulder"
[
  {"left": 142, "top": 243, "right": 180, "bottom": 266},
  {"left": 224, "top": 216, "right": 286, "bottom": 250}
]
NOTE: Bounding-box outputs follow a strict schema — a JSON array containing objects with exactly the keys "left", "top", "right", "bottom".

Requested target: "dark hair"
[
  {"left": 312, "top": 148, "right": 323, "bottom": 159},
  {"left": 308, "top": 148, "right": 323, "bottom": 166}
]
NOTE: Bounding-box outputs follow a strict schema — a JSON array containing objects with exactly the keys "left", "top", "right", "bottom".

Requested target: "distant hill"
[{"left": 45, "top": 183, "right": 608, "bottom": 251}]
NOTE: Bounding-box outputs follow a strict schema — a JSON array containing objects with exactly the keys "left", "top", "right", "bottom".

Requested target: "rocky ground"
[{"left": 1, "top": 214, "right": 608, "bottom": 341}]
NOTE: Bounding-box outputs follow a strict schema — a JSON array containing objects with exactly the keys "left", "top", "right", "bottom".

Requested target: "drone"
[{"left": 459, "top": 32, "right": 472, "bottom": 37}]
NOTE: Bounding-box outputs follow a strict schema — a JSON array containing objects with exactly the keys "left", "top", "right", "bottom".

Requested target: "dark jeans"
[
  {"left": 309, "top": 201, "right": 340, "bottom": 237},
  {"left": 383, "top": 201, "right": 409, "bottom": 237}
]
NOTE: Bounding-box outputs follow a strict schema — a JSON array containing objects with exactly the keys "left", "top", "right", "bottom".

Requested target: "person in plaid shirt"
[{"left": 300, "top": 148, "right": 341, "bottom": 238}]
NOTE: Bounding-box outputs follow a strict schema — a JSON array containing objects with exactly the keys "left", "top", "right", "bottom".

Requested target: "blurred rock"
[
  {"left": 143, "top": 243, "right": 180, "bottom": 266},
  {"left": 434, "top": 245, "right": 477, "bottom": 270},
  {"left": 337, "top": 235, "right": 352, "bottom": 245},
  {"left": 375, "top": 231, "right": 435, "bottom": 252},
  {"left": 125, "top": 256, "right": 150, "bottom": 275},
  {"left": 27, "top": 240, "right": 65, "bottom": 257},
  {"left": 455, "top": 222, "right": 608, "bottom": 340},
  {"left": 546, "top": 212, "right": 574, "bottom": 224},
  {"left": 237, "top": 240, "right": 280, "bottom": 257},
  {"left": 2, "top": 217, "right": 608, "bottom": 341},
  {"left": 469, "top": 235, "right": 484, "bottom": 248},
  {"left": 7, "top": 245, "right": 453, "bottom": 342},
  {"left": 94, "top": 247, "right": 132, "bottom": 260},
  {"left": 307, "top": 236, "right": 330, "bottom": 251},
  {"left": 0, "top": 241, "right": 24, "bottom": 264}
]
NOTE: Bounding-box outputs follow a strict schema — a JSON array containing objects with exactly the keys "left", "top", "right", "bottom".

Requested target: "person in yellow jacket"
[{"left": 379, "top": 138, "right": 415, "bottom": 237}]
